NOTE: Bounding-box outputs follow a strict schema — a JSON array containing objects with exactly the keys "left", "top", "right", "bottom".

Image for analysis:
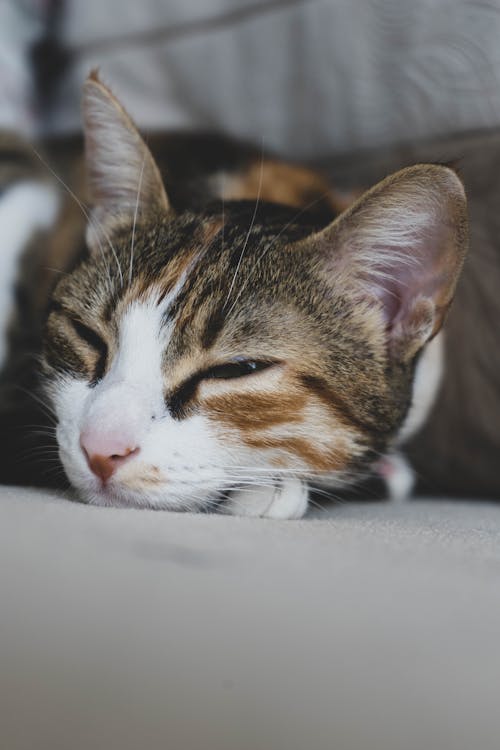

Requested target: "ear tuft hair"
[
  {"left": 301, "top": 164, "right": 467, "bottom": 359},
  {"left": 81, "top": 72, "right": 170, "bottom": 244}
]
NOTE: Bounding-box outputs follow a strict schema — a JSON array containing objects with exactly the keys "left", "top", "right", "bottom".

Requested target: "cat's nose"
[{"left": 80, "top": 431, "right": 139, "bottom": 483}]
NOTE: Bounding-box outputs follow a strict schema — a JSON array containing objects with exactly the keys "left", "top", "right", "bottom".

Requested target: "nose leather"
[
  {"left": 86, "top": 452, "right": 117, "bottom": 483},
  {"left": 81, "top": 436, "right": 139, "bottom": 483}
]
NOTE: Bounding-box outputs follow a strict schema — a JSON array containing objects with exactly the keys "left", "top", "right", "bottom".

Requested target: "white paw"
[
  {"left": 225, "top": 478, "right": 309, "bottom": 519},
  {"left": 376, "top": 451, "right": 415, "bottom": 502}
]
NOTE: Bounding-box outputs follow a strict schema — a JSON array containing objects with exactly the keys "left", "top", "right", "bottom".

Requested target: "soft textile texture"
[
  {"left": 41, "top": 0, "right": 500, "bottom": 155},
  {"left": 1, "top": 486, "right": 500, "bottom": 750}
]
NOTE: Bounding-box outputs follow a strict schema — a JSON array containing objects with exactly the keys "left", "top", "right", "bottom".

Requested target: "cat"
[{"left": 0, "top": 72, "right": 467, "bottom": 518}]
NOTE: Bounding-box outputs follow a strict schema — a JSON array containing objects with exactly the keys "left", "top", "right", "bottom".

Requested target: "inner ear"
[
  {"left": 82, "top": 71, "right": 171, "bottom": 243},
  {"left": 301, "top": 164, "right": 468, "bottom": 359}
]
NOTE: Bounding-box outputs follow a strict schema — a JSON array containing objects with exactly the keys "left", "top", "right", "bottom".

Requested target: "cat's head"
[{"left": 42, "top": 73, "right": 467, "bottom": 510}]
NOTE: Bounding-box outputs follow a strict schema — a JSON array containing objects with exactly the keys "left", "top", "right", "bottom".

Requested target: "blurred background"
[
  {"left": 3, "top": 0, "right": 500, "bottom": 157},
  {"left": 5, "top": 5, "right": 500, "bottom": 750}
]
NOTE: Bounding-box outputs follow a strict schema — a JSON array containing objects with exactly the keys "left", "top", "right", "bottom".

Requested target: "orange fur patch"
[
  {"left": 202, "top": 377, "right": 354, "bottom": 473},
  {"left": 204, "top": 390, "right": 307, "bottom": 431},
  {"left": 220, "top": 158, "right": 355, "bottom": 214}
]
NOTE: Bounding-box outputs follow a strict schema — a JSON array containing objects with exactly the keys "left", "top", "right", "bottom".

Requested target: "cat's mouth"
[
  {"left": 73, "top": 456, "right": 221, "bottom": 511},
  {"left": 86, "top": 463, "right": 175, "bottom": 508},
  {"left": 82, "top": 477, "right": 192, "bottom": 510},
  {"left": 86, "top": 484, "right": 163, "bottom": 509}
]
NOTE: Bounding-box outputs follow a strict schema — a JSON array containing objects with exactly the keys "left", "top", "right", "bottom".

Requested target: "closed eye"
[
  {"left": 168, "top": 359, "right": 276, "bottom": 417},
  {"left": 45, "top": 301, "right": 109, "bottom": 383},
  {"left": 47, "top": 300, "right": 107, "bottom": 358},
  {"left": 70, "top": 319, "right": 106, "bottom": 354},
  {"left": 69, "top": 318, "right": 108, "bottom": 382},
  {"left": 203, "top": 359, "right": 274, "bottom": 380}
]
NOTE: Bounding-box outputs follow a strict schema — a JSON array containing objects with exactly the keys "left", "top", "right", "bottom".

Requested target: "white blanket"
[{"left": 1, "top": 486, "right": 499, "bottom": 750}]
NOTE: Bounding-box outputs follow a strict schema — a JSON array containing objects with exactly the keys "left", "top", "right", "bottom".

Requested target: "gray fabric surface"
[
  {"left": 1, "top": 485, "right": 500, "bottom": 750},
  {"left": 44, "top": 0, "right": 500, "bottom": 156}
]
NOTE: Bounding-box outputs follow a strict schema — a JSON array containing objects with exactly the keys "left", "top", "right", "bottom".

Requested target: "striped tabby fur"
[{"left": 0, "top": 73, "right": 467, "bottom": 516}]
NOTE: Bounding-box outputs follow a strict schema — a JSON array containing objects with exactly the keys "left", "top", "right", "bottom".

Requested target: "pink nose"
[{"left": 80, "top": 431, "right": 139, "bottom": 484}]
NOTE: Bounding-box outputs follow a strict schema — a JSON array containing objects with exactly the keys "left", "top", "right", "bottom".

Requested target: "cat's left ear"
[
  {"left": 298, "top": 164, "right": 467, "bottom": 360},
  {"left": 82, "top": 71, "right": 171, "bottom": 244}
]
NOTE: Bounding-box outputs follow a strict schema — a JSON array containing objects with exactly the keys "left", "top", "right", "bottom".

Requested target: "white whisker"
[
  {"left": 31, "top": 146, "right": 121, "bottom": 290},
  {"left": 129, "top": 154, "right": 146, "bottom": 286},
  {"left": 223, "top": 139, "right": 265, "bottom": 311},
  {"left": 226, "top": 188, "right": 333, "bottom": 316}
]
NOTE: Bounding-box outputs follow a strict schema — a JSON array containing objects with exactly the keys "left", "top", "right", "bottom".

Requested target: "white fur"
[
  {"left": 55, "top": 369, "right": 230, "bottom": 511},
  {"left": 377, "top": 451, "right": 416, "bottom": 502},
  {"left": 226, "top": 478, "right": 309, "bottom": 520},
  {"left": 398, "top": 332, "right": 444, "bottom": 444},
  {"left": 377, "top": 332, "right": 444, "bottom": 502},
  {"left": 93, "top": 300, "right": 167, "bottom": 415},
  {"left": 0, "top": 181, "right": 60, "bottom": 367}
]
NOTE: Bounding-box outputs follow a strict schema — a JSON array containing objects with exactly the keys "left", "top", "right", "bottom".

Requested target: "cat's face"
[
  {"left": 41, "top": 74, "right": 467, "bottom": 512},
  {"left": 43, "top": 206, "right": 374, "bottom": 509}
]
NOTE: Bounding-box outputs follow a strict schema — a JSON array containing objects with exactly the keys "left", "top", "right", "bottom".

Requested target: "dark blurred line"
[
  {"left": 72, "top": 0, "right": 312, "bottom": 55},
  {"left": 31, "top": 0, "right": 71, "bottom": 113}
]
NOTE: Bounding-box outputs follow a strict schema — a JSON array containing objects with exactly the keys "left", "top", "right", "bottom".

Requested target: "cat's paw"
[
  {"left": 225, "top": 478, "right": 309, "bottom": 519},
  {"left": 376, "top": 451, "right": 415, "bottom": 502}
]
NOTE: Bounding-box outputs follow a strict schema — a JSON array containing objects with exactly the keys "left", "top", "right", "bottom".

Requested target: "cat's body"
[{"left": 0, "top": 75, "right": 468, "bottom": 517}]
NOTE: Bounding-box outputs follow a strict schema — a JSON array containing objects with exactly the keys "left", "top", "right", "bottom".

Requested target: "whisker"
[
  {"left": 223, "top": 139, "right": 265, "bottom": 311},
  {"left": 43, "top": 266, "right": 69, "bottom": 276},
  {"left": 22, "top": 424, "right": 58, "bottom": 433},
  {"left": 31, "top": 146, "right": 121, "bottom": 290},
  {"left": 13, "top": 385, "right": 58, "bottom": 425},
  {"left": 128, "top": 154, "right": 146, "bottom": 286},
  {"left": 226, "top": 188, "right": 334, "bottom": 315},
  {"left": 221, "top": 172, "right": 225, "bottom": 253}
]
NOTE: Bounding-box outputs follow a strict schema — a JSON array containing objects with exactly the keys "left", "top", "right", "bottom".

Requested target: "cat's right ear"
[
  {"left": 296, "top": 164, "right": 467, "bottom": 362},
  {"left": 82, "top": 71, "right": 171, "bottom": 246}
]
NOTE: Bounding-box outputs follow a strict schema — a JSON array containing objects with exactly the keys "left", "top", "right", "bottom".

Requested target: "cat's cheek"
[
  {"left": 51, "top": 383, "right": 234, "bottom": 509},
  {"left": 133, "top": 414, "right": 237, "bottom": 507},
  {"left": 48, "top": 376, "right": 95, "bottom": 494}
]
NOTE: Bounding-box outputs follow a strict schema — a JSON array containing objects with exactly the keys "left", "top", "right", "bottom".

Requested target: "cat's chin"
[
  {"left": 76, "top": 482, "right": 210, "bottom": 513},
  {"left": 76, "top": 481, "right": 310, "bottom": 518}
]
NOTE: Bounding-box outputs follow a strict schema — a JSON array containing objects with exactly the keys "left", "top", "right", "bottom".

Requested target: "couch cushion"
[{"left": 1, "top": 485, "right": 500, "bottom": 749}]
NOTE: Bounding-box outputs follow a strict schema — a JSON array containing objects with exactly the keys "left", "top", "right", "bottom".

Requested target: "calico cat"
[{"left": 0, "top": 72, "right": 467, "bottom": 518}]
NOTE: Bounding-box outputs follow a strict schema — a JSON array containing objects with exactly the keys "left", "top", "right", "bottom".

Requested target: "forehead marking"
[
  {"left": 110, "top": 257, "right": 200, "bottom": 389},
  {"left": 112, "top": 301, "right": 164, "bottom": 388},
  {"left": 159, "top": 248, "right": 208, "bottom": 337}
]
